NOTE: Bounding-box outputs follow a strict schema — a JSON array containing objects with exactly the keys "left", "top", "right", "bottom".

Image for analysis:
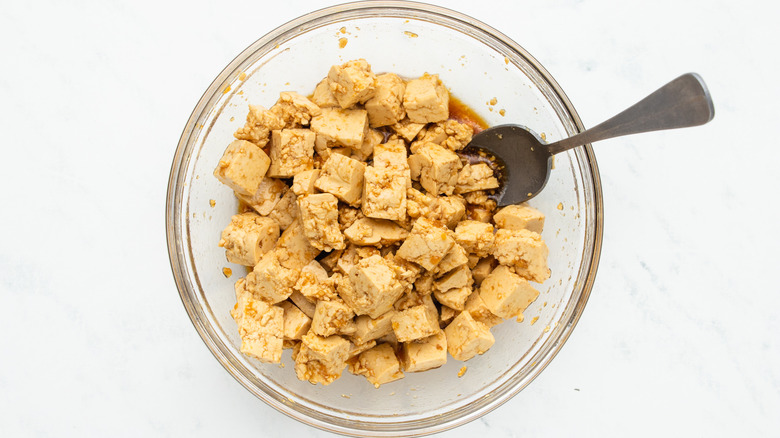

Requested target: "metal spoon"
[{"left": 465, "top": 73, "right": 715, "bottom": 206}]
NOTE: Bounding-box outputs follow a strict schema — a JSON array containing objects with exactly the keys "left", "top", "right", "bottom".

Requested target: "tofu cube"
[
  {"left": 439, "top": 305, "right": 457, "bottom": 327},
  {"left": 417, "top": 119, "right": 474, "bottom": 151},
  {"left": 310, "top": 107, "right": 368, "bottom": 150},
  {"left": 405, "top": 187, "right": 440, "bottom": 220},
  {"left": 294, "top": 260, "right": 338, "bottom": 302},
  {"left": 396, "top": 217, "right": 456, "bottom": 271},
  {"left": 362, "top": 166, "right": 407, "bottom": 221},
  {"left": 434, "top": 286, "right": 472, "bottom": 311},
  {"left": 493, "top": 203, "right": 546, "bottom": 234},
  {"left": 352, "top": 128, "right": 383, "bottom": 162},
  {"left": 235, "top": 177, "right": 288, "bottom": 216},
  {"left": 351, "top": 310, "right": 396, "bottom": 345},
  {"left": 314, "top": 153, "right": 366, "bottom": 206},
  {"left": 218, "top": 212, "right": 280, "bottom": 266},
  {"left": 401, "top": 331, "right": 447, "bottom": 372},
  {"left": 492, "top": 229, "right": 550, "bottom": 283},
  {"left": 472, "top": 257, "right": 496, "bottom": 286},
  {"left": 291, "top": 169, "right": 320, "bottom": 196},
  {"left": 391, "top": 303, "right": 440, "bottom": 342},
  {"left": 390, "top": 117, "right": 426, "bottom": 142},
  {"left": 327, "top": 59, "right": 377, "bottom": 108},
  {"left": 464, "top": 291, "right": 503, "bottom": 328},
  {"left": 266, "top": 186, "right": 298, "bottom": 231},
  {"left": 278, "top": 300, "right": 312, "bottom": 340},
  {"left": 231, "top": 279, "right": 284, "bottom": 363},
  {"left": 403, "top": 74, "right": 449, "bottom": 124},
  {"left": 247, "top": 251, "right": 300, "bottom": 303},
  {"left": 437, "top": 196, "right": 466, "bottom": 228},
  {"left": 346, "top": 254, "right": 406, "bottom": 318},
  {"left": 274, "top": 219, "right": 321, "bottom": 271},
  {"left": 434, "top": 243, "right": 469, "bottom": 275},
  {"left": 434, "top": 264, "right": 473, "bottom": 292},
  {"left": 267, "top": 129, "right": 315, "bottom": 178},
  {"left": 233, "top": 104, "right": 284, "bottom": 147},
  {"left": 311, "top": 78, "right": 339, "bottom": 108},
  {"left": 455, "top": 163, "right": 500, "bottom": 194},
  {"left": 444, "top": 311, "right": 495, "bottom": 361},
  {"left": 454, "top": 220, "right": 495, "bottom": 258},
  {"left": 365, "top": 73, "right": 406, "bottom": 127},
  {"left": 349, "top": 343, "right": 404, "bottom": 388},
  {"left": 294, "top": 333, "right": 351, "bottom": 385},
  {"left": 289, "top": 290, "right": 316, "bottom": 319},
  {"left": 479, "top": 265, "right": 540, "bottom": 319},
  {"left": 311, "top": 299, "right": 355, "bottom": 337},
  {"left": 413, "top": 142, "right": 461, "bottom": 195},
  {"left": 269, "top": 91, "right": 322, "bottom": 128},
  {"left": 297, "top": 193, "right": 345, "bottom": 252},
  {"left": 344, "top": 217, "right": 409, "bottom": 247},
  {"left": 213, "top": 140, "right": 271, "bottom": 196}
]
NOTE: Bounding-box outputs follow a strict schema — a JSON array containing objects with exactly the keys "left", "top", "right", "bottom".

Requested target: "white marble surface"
[{"left": 1, "top": 0, "right": 778, "bottom": 436}]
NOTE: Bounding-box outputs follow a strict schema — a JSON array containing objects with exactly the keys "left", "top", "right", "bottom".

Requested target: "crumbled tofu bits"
[{"left": 214, "top": 59, "right": 551, "bottom": 388}]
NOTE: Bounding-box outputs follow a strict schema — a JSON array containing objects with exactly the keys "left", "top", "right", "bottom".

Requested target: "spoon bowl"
[{"left": 470, "top": 73, "right": 715, "bottom": 206}]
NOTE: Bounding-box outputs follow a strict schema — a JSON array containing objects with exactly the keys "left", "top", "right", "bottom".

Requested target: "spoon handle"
[{"left": 546, "top": 73, "right": 714, "bottom": 155}]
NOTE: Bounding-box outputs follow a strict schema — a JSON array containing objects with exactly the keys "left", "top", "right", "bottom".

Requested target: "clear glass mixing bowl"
[{"left": 166, "top": 1, "right": 603, "bottom": 436}]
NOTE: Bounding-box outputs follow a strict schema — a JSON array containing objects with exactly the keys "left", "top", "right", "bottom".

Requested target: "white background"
[{"left": 1, "top": 0, "right": 778, "bottom": 436}]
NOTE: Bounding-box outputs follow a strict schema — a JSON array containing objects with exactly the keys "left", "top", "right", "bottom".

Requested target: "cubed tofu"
[
  {"left": 454, "top": 220, "right": 495, "bottom": 258},
  {"left": 233, "top": 104, "right": 285, "bottom": 147},
  {"left": 334, "top": 244, "right": 379, "bottom": 276},
  {"left": 455, "top": 163, "right": 500, "bottom": 194},
  {"left": 405, "top": 187, "right": 440, "bottom": 220},
  {"left": 213, "top": 140, "right": 271, "bottom": 196},
  {"left": 350, "top": 310, "right": 396, "bottom": 345},
  {"left": 493, "top": 203, "right": 545, "bottom": 234},
  {"left": 343, "top": 217, "right": 408, "bottom": 247},
  {"left": 231, "top": 279, "right": 284, "bottom": 363},
  {"left": 492, "top": 229, "right": 550, "bottom": 282},
  {"left": 434, "top": 264, "right": 473, "bottom": 292},
  {"left": 311, "top": 299, "right": 356, "bottom": 337},
  {"left": 444, "top": 311, "right": 495, "bottom": 361},
  {"left": 396, "top": 217, "right": 456, "bottom": 270},
  {"left": 439, "top": 305, "right": 457, "bottom": 327},
  {"left": 294, "top": 260, "right": 338, "bottom": 302},
  {"left": 401, "top": 331, "right": 447, "bottom": 372},
  {"left": 472, "top": 257, "right": 496, "bottom": 286},
  {"left": 413, "top": 142, "right": 461, "bottom": 196},
  {"left": 267, "top": 129, "right": 315, "bottom": 178},
  {"left": 291, "top": 169, "right": 320, "bottom": 196},
  {"left": 297, "top": 193, "right": 345, "bottom": 251},
  {"left": 390, "top": 117, "right": 426, "bottom": 142},
  {"left": 479, "top": 265, "right": 540, "bottom": 319},
  {"left": 362, "top": 166, "right": 407, "bottom": 220},
  {"left": 365, "top": 73, "right": 406, "bottom": 127},
  {"left": 266, "top": 186, "right": 298, "bottom": 230},
  {"left": 338, "top": 205, "right": 363, "bottom": 231},
  {"left": 437, "top": 196, "right": 466, "bottom": 228},
  {"left": 408, "top": 154, "right": 422, "bottom": 181},
  {"left": 314, "top": 153, "right": 366, "bottom": 206},
  {"left": 311, "top": 78, "right": 339, "bottom": 108},
  {"left": 348, "top": 340, "right": 378, "bottom": 359},
  {"left": 391, "top": 303, "right": 440, "bottom": 342},
  {"left": 274, "top": 219, "right": 321, "bottom": 271},
  {"left": 467, "top": 206, "right": 493, "bottom": 223},
  {"left": 464, "top": 291, "right": 503, "bottom": 327},
  {"left": 346, "top": 254, "right": 406, "bottom": 318},
  {"left": 354, "top": 129, "right": 383, "bottom": 162},
  {"left": 349, "top": 343, "right": 404, "bottom": 388},
  {"left": 247, "top": 251, "right": 300, "bottom": 303},
  {"left": 278, "top": 300, "right": 312, "bottom": 340},
  {"left": 269, "top": 91, "right": 322, "bottom": 127},
  {"left": 236, "top": 177, "right": 288, "bottom": 216},
  {"left": 373, "top": 140, "right": 410, "bottom": 173},
  {"left": 310, "top": 107, "right": 368, "bottom": 150},
  {"left": 435, "top": 243, "right": 469, "bottom": 275},
  {"left": 289, "top": 290, "right": 316, "bottom": 318},
  {"left": 434, "top": 286, "right": 472, "bottom": 311},
  {"left": 403, "top": 74, "right": 449, "bottom": 124},
  {"left": 416, "top": 119, "right": 474, "bottom": 151},
  {"left": 218, "top": 212, "right": 280, "bottom": 266},
  {"left": 294, "top": 333, "right": 351, "bottom": 385},
  {"left": 327, "top": 59, "right": 377, "bottom": 108}
]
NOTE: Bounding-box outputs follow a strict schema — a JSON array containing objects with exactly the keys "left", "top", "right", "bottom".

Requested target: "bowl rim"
[{"left": 166, "top": 1, "right": 604, "bottom": 436}]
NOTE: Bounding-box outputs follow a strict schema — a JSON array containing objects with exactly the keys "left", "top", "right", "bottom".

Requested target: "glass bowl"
[{"left": 166, "top": 1, "right": 603, "bottom": 436}]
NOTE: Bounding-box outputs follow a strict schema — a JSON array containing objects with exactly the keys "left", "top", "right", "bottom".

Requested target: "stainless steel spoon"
[{"left": 465, "top": 73, "right": 715, "bottom": 206}]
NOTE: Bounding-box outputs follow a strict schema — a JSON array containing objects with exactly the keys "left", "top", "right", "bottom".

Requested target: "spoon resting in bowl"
[{"left": 465, "top": 73, "right": 715, "bottom": 206}]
